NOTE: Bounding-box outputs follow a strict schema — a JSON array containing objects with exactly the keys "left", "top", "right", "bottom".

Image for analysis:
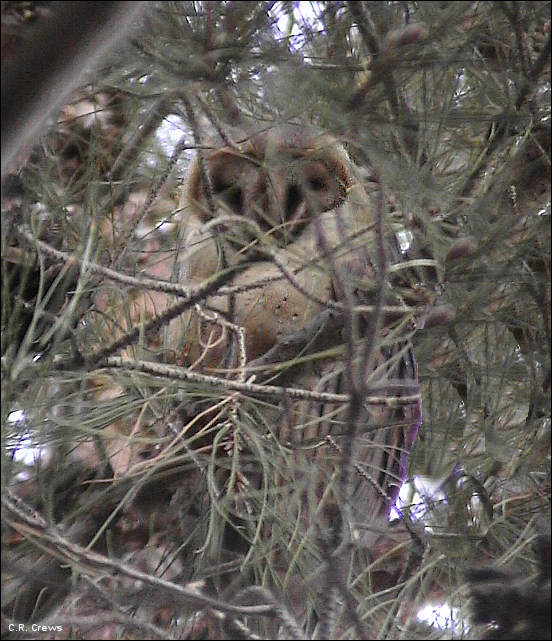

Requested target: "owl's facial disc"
[{"left": 204, "top": 143, "right": 349, "bottom": 254}]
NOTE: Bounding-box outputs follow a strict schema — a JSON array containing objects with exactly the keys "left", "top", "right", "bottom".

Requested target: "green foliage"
[{"left": 2, "top": 2, "right": 549, "bottom": 639}]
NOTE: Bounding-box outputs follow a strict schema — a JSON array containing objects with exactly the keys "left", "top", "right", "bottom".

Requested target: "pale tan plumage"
[{"left": 173, "top": 124, "right": 420, "bottom": 543}]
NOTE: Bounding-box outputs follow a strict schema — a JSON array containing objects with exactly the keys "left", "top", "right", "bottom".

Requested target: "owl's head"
[{"left": 185, "top": 124, "right": 354, "bottom": 249}]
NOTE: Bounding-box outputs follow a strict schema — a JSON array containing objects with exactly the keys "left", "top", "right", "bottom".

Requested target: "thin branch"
[
  {"left": 347, "top": 2, "right": 400, "bottom": 118},
  {"left": 317, "top": 172, "right": 389, "bottom": 640},
  {"left": 115, "top": 132, "right": 194, "bottom": 267},
  {"left": 98, "top": 356, "right": 421, "bottom": 408},
  {"left": 109, "top": 91, "right": 181, "bottom": 182},
  {"left": 22, "top": 205, "right": 424, "bottom": 313},
  {"left": 2, "top": 496, "right": 279, "bottom": 620},
  {"left": 18, "top": 228, "right": 219, "bottom": 300},
  {"left": 55, "top": 267, "right": 237, "bottom": 368},
  {"left": 196, "top": 93, "right": 241, "bottom": 151},
  {"left": 180, "top": 94, "right": 217, "bottom": 219}
]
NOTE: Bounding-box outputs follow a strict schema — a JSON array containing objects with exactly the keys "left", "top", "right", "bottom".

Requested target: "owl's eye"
[
  {"left": 213, "top": 178, "right": 244, "bottom": 214},
  {"left": 285, "top": 184, "right": 302, "bottom": 220},
  {"left": 224, "top": 186, "right": 244, "bottom": 214},
  {"left": 308, "top": 175, "right": 327, "bottom": 191}
]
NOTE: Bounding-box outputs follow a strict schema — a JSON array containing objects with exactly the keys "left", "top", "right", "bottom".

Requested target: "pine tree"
[{"left": 2, "top": 2, "right": 550, "bottom": 639}]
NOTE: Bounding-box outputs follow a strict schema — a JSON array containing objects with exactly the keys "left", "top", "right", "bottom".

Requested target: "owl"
[{"left": 169, "top": 124, "right": 421, "bottom": 548}]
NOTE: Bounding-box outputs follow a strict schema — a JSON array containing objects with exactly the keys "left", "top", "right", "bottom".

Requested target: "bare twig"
[
  {"left": 347, "top": 2, "right": 400, "bottom": 118},
  {"left": 98, "top": 356, "right": 421, "bottom": 408},
  {"left": 18, "top": 228, "right": 214, "bottom": 300},
  {"left": 115, "top": 133, "right": 193, "bottom": 267},
  {"left": 109, "top": 91, "right": 181, "bottom": 182},
  {"left": 317, "top": 173, "right": 389, "bottom": 640},
  {"left": 2, "top": 495, "right": 279, "bottom": 620},
  {"left": 55, "top": 267, "right": 237, "bottom": 369}
]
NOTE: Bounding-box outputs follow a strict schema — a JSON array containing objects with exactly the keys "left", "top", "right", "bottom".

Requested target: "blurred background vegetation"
[{"left": 2, "top": 2, "right": 550, "bottom": 639}]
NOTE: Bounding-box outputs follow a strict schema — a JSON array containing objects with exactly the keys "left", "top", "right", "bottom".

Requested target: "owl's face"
[
  {"left": 186, "top": 125, "right": 352, "bottom": 249},
  {"left": 178, "top": 124, "right": 375, "bottom": 362}
]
